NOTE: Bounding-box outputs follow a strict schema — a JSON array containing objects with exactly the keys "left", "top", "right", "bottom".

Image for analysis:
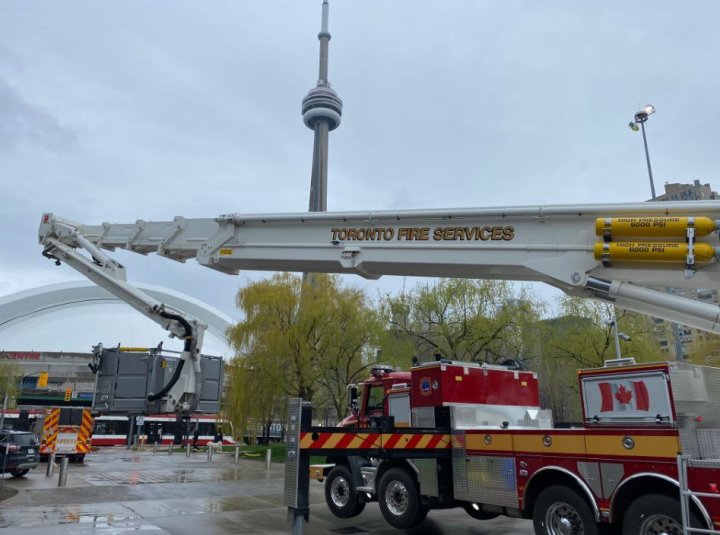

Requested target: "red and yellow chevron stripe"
[
  {"left": 75, "top": 410, "right": 94, "bottom": 453},
  {"left": 40, "top": 408, "right": 60, "bottom": 454},
  {"left": 300, "top": 432, "right": 451, "bottom": 451}
]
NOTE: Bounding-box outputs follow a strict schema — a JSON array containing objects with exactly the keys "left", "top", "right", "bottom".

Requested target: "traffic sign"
[
  {"left": 37, "top": 372, "right": 49, "bottom": 388},
  {"left": 136, "top": 416, "right": 145, "bottom": 426}
]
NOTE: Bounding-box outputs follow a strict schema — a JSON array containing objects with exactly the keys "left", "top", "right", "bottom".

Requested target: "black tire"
[
  {"left": 377, "top": 467, "right": 428, "bottom": 529},
  {"left": 324, "top": 465, "right": 366, "bottom": 518},
  {"left": 622, "top": 493, "right": 703, "bottom": 535},
  {"left": 10, "top": 469, "right": 29, "bottom": 478},
  {"left": 463, "top": 502, "right": 499, "bottom": 520},
  {"left": 533, "top": 484, "right": 599, "bottom": 535}
]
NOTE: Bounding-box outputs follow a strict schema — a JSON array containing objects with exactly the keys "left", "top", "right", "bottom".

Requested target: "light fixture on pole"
[
  {"left": 628, "top": 104, "right": 657, "bottom": 200},
  {"left": 605, "top": 311, "right": 631, "bottom": 360}
]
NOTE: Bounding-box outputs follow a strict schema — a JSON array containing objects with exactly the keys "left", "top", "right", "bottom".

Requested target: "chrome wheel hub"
[
  {"left": 384, "top": 480, "right": 409, "bottom": 516},
  {"left": 545, "top": 502, "right": 584, "bottom": 535},
  {"left": 330, "top": 476, "right": 351, "bottom": 508}
]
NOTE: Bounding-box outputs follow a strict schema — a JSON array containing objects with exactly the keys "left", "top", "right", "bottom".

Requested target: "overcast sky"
[{"left": 1, "top": 1, "right": 719, "bottom": 339}]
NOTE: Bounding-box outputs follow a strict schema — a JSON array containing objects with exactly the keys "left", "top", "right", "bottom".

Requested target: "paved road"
[{"left": 0, "top": 447, "right": 534, "bottom": 534}]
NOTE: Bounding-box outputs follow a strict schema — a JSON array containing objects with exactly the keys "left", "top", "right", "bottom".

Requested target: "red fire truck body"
[{"left": 305, "top": 359, "right": 720, "bottom": 534}]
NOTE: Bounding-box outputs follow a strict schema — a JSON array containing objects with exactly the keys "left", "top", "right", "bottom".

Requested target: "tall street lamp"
[
  {"left": 628, "top": 105, "right": 685, "bottom": 360},
  {"left": 628, "top": 104, "right": 657, "bottom": 200}
]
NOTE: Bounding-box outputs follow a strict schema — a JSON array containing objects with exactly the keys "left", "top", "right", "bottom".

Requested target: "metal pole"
[
  {"left": 153, "top": 442, "right": 158, "bottom": 454},
  {"left": 58, "top": 456, "right": 69, "bottom": 487},
  {"left": 207, "top": 444, "right": 213, "bottom": 461},
  {"left": 127, "top": 417, "right": 135, "bottom": 450},
  {"left": 640, "top": 121, "right": 656, "bottom": 201},
  {"left": 186, "top": 443, "right": 191, "bottom": 457},
  {"left": 292, "top": 515, "right": 304, "bottom": 535},
  {"left": 266, "top": 448, "right": 271, "bottom": 470},
  {"left": 168, "top": 442, "right": 173, "bottom": 455},
  {"left": 234, "top": 445, "right": 240, "bottom": 464},
  {"left": 612, "top": 309, "right": 622, "bottom": 360},
  {"left": 46, "top": 452, "right": 56, "bottom": 477},
  {"left": 0, "top": 437, "right": 7, "bottom": 489},
  {"left": 0, "top": 392, "right": 7, "bottom": 431}
]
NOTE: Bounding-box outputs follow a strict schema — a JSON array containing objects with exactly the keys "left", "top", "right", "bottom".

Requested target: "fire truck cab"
[{"left": 339, "top": 365, "right": 411, "bottom": 428}]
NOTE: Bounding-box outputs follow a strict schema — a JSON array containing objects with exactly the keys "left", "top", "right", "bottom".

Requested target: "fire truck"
[
  {"left": 38, "top": 407, "right": 94, "bottom": 461},
  {"left": 38, "top": 202, "right": 720, "bottom": 533},
  {"left": 301, "top": 358, "right": 720, "bottom": 534}
]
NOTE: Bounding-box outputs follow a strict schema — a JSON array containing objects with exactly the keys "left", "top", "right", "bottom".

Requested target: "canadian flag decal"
[{"left": 598, "top": 381, "right": 650, "bottom": 412}]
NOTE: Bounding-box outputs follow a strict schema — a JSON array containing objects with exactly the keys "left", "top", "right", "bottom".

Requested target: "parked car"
[{"left": 0, "top": 430, "right": 40, "bottom": 477}]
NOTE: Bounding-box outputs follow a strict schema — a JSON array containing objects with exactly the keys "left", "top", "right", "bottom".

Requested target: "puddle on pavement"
[{"left": 84, "top": 466, "right": 256, "bottom": 486}]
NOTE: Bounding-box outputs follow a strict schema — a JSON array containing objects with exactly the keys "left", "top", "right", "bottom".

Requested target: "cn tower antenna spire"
[{"left": 302, "top": 0, "right": 343, "bottom": 213}]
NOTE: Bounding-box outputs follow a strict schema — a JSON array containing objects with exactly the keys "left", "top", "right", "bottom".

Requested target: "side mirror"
[{"left": 347, "top": 385, "right": 359, "bottom": 414}]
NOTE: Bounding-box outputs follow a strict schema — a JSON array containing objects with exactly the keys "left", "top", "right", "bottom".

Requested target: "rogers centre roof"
[{"left": 0, "top": 281, "right": 235, "bottom": 358}]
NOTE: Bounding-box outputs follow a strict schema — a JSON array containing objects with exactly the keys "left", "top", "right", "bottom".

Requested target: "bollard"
[
  {"left": 153, "top": 442, "right": 158, "bottom": 454},
  {"left": 207, "top": 444, "right": 214, "bottom": 461},
  {"left": 265, "top": 448, "right": 271, "bottom": 470},
  {"left": 186, "top": 444, "right": 191, "bottom": 457},
  {"left": 168, "top": 443, "right": 173, "bottom": 455},
  {"left": 57, "top": 456, "right": 69, "bottom": 487},
  {"left": 234, "top": 445, "right": 240, "bottom": 464},
  {"left": 45, "top": 452, "right": 56, "bottom": 477}
]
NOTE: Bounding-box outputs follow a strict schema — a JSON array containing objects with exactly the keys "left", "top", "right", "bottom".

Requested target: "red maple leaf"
[{"left": 614, "top": 384, "right": 633, "bottom": 405}]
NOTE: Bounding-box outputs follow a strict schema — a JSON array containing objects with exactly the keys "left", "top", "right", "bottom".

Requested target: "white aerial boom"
[{"left": 39, "top": 201, "right": 720, "bottom": 347}]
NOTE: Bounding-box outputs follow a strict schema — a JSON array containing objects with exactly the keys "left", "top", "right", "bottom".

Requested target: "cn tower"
[{"left": 302, "top": 0, "right": 343, "bottom": 213}]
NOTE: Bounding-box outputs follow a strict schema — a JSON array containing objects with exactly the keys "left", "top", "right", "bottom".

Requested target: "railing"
[{"left": 677, "top": 455, "right": 720, "bottom": 534}]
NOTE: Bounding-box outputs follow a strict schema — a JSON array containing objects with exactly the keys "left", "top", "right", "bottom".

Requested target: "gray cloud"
[{"left": 0, "top": 79, "right": 76, "bottom": 152}]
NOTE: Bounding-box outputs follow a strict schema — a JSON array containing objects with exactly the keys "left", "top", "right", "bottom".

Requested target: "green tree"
[
  {"left": 686, "top": 334, "right": 720, "bottom": 366},
  {"left": 381, "top": 278, "right": 545, "bottom": 364},
  {"left": 0, "top": 359, "right": 21, "bottom": 409},
  {"left": 225, "top": 273, "right": 385, "bottom": 433}
]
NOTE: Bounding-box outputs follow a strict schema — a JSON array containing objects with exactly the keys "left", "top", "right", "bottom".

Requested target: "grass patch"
[{"left": 239, "top": 442, "right": 287, "bottom": 462}]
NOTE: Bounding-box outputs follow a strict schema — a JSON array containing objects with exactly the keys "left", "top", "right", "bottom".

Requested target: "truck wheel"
[
  {"left": 11, "top": 469, "right": 29, "bottom": 477},
  {"left": 325, "top": 465, "right": 365, "bottom": 518},
  {"left": 533, "top": 484, "right": 599, "bottom": 535},
  {"left": 622, "top": 494, "right": 703, "bottom": 535},
  {"left": 378, "top": 467, "right": 428, "bottom": 529},
  {"left": 464, "top": 502, "right": 499, "bottom": 520}
]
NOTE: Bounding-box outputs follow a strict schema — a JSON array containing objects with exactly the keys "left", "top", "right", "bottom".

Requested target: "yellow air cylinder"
[
  {"left": 595, "top": 217, "right": 716, "bottom": 238},
  {"left": 594, "top": 242, "right": 718, "bottom": 263}
]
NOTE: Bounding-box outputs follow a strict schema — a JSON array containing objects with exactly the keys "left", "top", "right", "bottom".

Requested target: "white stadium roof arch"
[{"left": 0, "top": 282, "right": 235, "bottom": 358}]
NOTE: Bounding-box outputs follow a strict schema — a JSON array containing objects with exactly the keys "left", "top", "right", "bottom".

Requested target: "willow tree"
[
  {"left": 381, "top": 278, "right": 545, "bottom": 364},
  {"left": 226, "top": 273, "right": 385, "bottom": 432}
]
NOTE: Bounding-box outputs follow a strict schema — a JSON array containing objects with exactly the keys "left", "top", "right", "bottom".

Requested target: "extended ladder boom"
[{"left": 39, "top": 201, "right": 720, "bottom": 334}]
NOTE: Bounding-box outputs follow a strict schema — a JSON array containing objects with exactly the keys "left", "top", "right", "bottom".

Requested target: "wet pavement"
[{"left": 0, "top": 448, "right": 534, "bottom": 534}]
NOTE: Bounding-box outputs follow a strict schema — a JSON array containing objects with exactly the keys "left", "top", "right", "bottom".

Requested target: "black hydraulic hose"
[{"left": 147, "top": 310, "right": 194, "bottom": 402}]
